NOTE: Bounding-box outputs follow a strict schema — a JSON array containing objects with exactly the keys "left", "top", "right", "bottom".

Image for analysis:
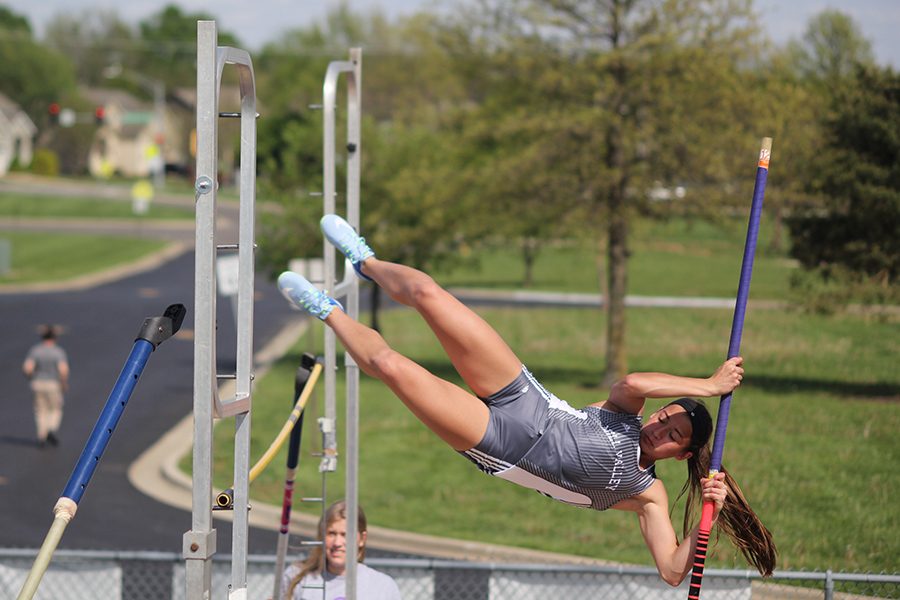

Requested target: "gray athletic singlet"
[{"left": 462, "top": 366, "right": 656, "bottom": 511}]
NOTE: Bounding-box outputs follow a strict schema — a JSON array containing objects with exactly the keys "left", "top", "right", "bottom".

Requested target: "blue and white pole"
[{"left": 17, "top": 304, "right": 186, "bottom": 600}]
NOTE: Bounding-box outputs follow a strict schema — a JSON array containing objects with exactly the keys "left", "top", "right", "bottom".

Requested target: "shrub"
[
  {"left": 30, "top": 149, "right": 59, "bottom": 176},
  {"left": 789, "top": 266, "right": 900, "bottom": 315}
]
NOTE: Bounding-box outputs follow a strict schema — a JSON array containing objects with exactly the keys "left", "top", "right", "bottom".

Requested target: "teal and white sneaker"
[
  {"left": 320, "top": 214, "right": 375, "bottom": 282},
  {"left": 277, "top": 271, "right": 342, "bottom": 320}
]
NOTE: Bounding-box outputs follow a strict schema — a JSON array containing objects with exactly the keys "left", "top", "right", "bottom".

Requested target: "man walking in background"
[{"left": 22, "top": 325, "right": 69, "bottom": 448}]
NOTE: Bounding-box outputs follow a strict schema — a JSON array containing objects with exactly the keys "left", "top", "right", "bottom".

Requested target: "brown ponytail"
[{"left": 676, "top": 445, "right": 777, "bottom": 576}]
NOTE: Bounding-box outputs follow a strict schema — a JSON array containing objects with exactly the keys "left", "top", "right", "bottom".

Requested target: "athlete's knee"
[
  {"left": 366, "top": 347, "right": 409, "bottom": 384},
  {"left": 407, "top": 275, "right": 446, "bottom": 308}
]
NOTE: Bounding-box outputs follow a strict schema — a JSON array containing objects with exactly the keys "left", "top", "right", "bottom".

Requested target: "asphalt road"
[{"left": 0, "top": 248, "right": 303, "bottom": 554}]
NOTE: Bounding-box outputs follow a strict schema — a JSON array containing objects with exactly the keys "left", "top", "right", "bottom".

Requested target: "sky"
[{"left": 4, "top": 0, "right": 900, "bottom": 68}]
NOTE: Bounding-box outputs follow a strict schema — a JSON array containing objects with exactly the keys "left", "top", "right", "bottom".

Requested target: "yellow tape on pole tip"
[{"left": 758, "top": 137, "right": 773, "bottom": 169}]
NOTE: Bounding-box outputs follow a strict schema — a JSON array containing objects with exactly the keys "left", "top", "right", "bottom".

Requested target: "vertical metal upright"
[
  {"left": 320, "top": 47, "right": 363, "bottom": 600},
  {"left": 187, "top": 20, "right": 258, "bottom": 600}
]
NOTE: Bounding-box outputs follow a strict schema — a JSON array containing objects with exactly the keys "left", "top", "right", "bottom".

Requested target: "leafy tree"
[
  {"left": 254, "top": 2, "right": 773, "bottom": 357},
  {"left": 43, "top": 11, "right": 135, "bottom": 86},
  {"left": 765, "top": 12, "right": 877, "bottom": 256},
  {"left": 253, "top": 7, "right": 501, "bottom": 331},
  {"left": 0, "top": 7, "right": 89, "bottom": 174},
  {"left": 786, "top": 9, "right": 875, "bottom": 86},
  {"left": 438, "top": 0, "right": 767, "bottom": 383},
  {"left": 446, "top": 104, "right": 588, "bottom": 287},
  {"left": 0, "top": 7, "right": 76, "bottom": 139},
  {"left": 0, "top": 4, "right": 30, "bottom": 34},
  {"left": 787, "top": 65, "right": 900, "bottom": 289},
  {"left": 255, "top": 8, "right": 480, "bottom": 272},
  {"left": 755, "top": 52, "right": 825, "bottom": 253},
  {"left": 37, "top": 6, "right": 239, "bottom": 101},
  {"left": 361, "top": 13, "right": 472, "bottom": 123},
  {"left": 136, "top": 5, "right": 241, "bottom": 89},
  {"left": 0, "top": 7, "right": 77, "bottom": 119},
  {"left": 254, "top": 7, "right": 377, "bottom": 282}
]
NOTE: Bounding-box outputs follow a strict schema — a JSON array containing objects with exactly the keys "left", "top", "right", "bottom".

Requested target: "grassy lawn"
[
  {"left": 208, "top": 304, "right": 899, "bottom": 574},
  {"left": 437, "top": 215, "right": 798, "bottom": 299},
  {"left": 0, "top": 232, "right": 168, "bottom": 285},
  {"left": 0, "top": 193, "right": 194, "bottom": 220},
  {"left": 5, "top": 191, "right": 894, "bottom": 573}
]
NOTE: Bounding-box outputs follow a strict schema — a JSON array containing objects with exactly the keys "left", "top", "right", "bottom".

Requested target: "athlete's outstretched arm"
[
  {"left": 601, "top": 358, "right": 744, "bottom": 415},
  {"left": 629, "top": 475, "right": 727, "bottom": 586}
]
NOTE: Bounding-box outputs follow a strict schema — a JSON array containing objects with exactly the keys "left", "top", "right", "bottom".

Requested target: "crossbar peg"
[{"left": 219, "top": 112, "right": 260, "bottom": 119}]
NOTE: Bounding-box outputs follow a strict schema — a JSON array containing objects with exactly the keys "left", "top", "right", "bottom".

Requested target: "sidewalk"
[{"left": 449, "top": 287, "right": 787, "bottom": 310}]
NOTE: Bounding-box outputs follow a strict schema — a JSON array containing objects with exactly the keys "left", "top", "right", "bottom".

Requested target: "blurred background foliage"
[{"left": 0, "top": 0, "right": 896, "bottom": 377}]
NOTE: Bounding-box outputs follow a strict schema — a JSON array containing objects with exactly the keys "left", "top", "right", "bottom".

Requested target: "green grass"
[
  {"left": 207, "top": 305, "right": 899, "bottom": 573},
  {"left": 0, "top": 232, "right": 168, "bottom": 284},
  {"left": 4, "top": 192, "right": 893, "bottom": 572},
  {"left": 0, "top": 193, "right": 194, "bottom": 220},
  {"left": 435, "top": 216, "right": 798, "bottom": 300}
]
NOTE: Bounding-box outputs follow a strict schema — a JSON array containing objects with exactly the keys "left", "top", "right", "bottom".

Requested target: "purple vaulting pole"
[{"left": 688, "top": 138, "right": 772, "bottom": 600}]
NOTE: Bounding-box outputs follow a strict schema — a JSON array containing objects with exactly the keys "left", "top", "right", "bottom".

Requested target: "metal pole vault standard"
[
  {"left": 16, "top": 304, "right": 186, "bottom": 600},
  {"left": 321, "top": 47, "right": 363, "bottom": 600},
  {"left": 189, "top": 19, "right": 258, "bottom": 600},
  {"left": 688, "top": 138, "right": 772, "bottom": 600}
]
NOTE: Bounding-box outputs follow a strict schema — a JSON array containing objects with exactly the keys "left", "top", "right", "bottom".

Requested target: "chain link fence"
[{"left": 1, "top": 548, "right": 897, "bottom": 599}]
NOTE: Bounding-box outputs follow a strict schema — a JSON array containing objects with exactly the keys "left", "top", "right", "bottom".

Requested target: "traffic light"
[
  {"left": 48, "top": 103, "right": 60, "bottom": 124},
  {"left": 94, "top": 106, "right": 105, "bottom": 125}
]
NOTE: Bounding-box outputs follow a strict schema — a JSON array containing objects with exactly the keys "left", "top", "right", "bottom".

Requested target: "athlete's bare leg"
[
  {"left": 358, "top": 257, "right": 522, "bottom": 398},
  {"left": 324, "top": 309, "right": 488, "bottom": 451}
]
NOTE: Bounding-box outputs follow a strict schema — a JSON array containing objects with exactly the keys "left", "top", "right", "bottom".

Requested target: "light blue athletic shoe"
[
  {"left": 277, "top": 271, "right": 342, "bottom": 320},
  {"left": 320, "top": 214, "right": 375, "bottom": 282}
]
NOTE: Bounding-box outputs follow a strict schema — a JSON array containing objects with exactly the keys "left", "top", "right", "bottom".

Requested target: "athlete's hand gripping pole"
[
  {"left": 687, "top": 139, "right": 771, "bottom": 600},
  {"left": 17, "top": 304, "right": 186, "bottom": 600}
]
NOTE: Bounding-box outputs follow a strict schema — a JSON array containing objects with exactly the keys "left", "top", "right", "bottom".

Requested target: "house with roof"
[
  {"left": 0, "top": 92, "right": 38, "bottom": 176},
  {"left": 81, "top": 84, "right": 246, "bottom": 182},
  {"left": 81, "top": 87, "right": 179, "bottom": 179},
  {"left": 170, "top": 85, "right": 244, "bottom": 183}
]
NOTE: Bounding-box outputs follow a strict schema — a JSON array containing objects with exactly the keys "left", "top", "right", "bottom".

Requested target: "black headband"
[{"left": 668, "top": 398, "right": 713, "bottom": 450}]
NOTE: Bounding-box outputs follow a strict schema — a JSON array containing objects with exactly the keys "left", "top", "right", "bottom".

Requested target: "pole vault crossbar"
[
  {"left": 187, "top": 20, "right": 258, "bottom": 600},
  {"left": 320, "top": 48, "right": 363, "bottom": 600}
]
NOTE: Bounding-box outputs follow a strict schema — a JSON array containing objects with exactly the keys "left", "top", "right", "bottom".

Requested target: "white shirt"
[{"left": 281, "top": 562, "right": 402, "bottom": 600}]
